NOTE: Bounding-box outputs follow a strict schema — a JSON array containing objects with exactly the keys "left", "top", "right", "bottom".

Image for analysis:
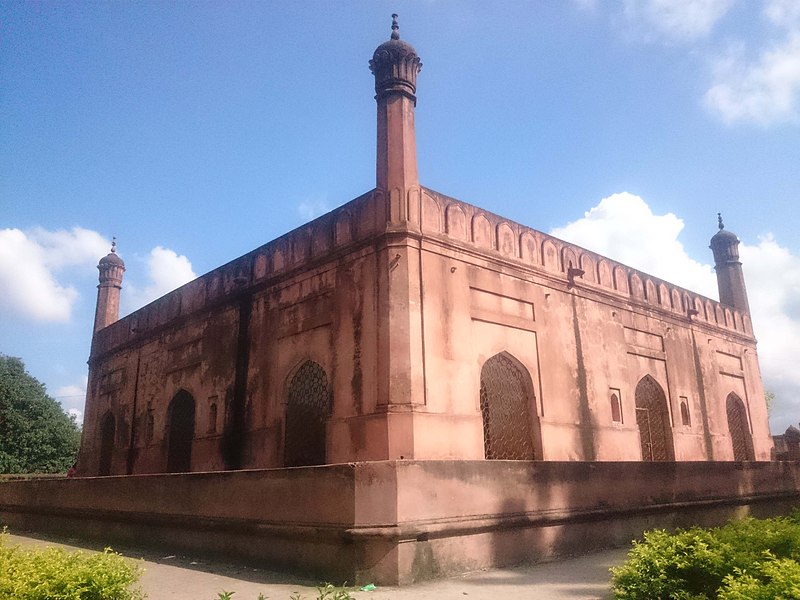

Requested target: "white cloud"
[
  {"left": 297, "top": 198, "right": 330, "bottom": 221},
  {"left": 764, "top": 0, "right": 800, "bottom": 28},
  {"left": 704, "top": 0, "right": 800, "bottom": 125},
  {"left": 552, "top": 192, "right": 800, "bottom": 433},
  {"left": 623, "top": 0, "right": 733, "bottom": 42},
  {"left": 0, "top": 227, "right": 109, "bottom": 322},
  {"left": 28, "top": 226, "right": 110, "bottom": 270},
  {"left": 54, "top": 383, "right": 86, "bottom": 399},
  {"left": 704, "top": 31, "right": 800, "bottom": 125},
  {"left": 123, "top": 246, "right": 197, "bottom": 313},
  {"left": 551, "top": 192, "right": 718, "bottom": 297},
  {"left": 54, "top": 377, "right": 88, "bottom": 428},
  {"left": 739, "top": 235, "right": 800, "bottom": 431}
]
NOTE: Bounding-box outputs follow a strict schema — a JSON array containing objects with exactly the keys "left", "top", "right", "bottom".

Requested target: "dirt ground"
[{"left": 6, "top": 530, "right": 629, "bottom": 599}]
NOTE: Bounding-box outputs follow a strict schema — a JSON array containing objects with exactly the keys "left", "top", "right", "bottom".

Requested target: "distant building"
[
  {"left": 774, "top": 425, "right": 800, "bottom": 461},
  {"left": 77, "top": 15, "right": 770, "bottom": 477}
]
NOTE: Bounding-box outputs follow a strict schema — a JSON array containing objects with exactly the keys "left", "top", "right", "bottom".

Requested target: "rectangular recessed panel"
[
  {"left": 278, "top": 293, "right": 333, "bottom": 338},
  {"left": 716, "top": 350, "right": 743, "bottom": 375},
  {"left": 470, "top": 287, "right": 534, "bottom": 321},
  {"left": 624, "top": 327, "right": 664, "bottom": 352}
]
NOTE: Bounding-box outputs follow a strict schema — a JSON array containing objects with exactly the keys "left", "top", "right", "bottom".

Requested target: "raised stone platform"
[{"left": 2, "top": 460, "right": 799, "bottom": 585}]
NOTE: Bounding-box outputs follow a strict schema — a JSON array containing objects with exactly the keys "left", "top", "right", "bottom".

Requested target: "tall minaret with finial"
[
  {"left": 710, "top": 214, "right": 750, "bottom": 313},
  {"left": 370, "top": 13, "right": 422, "bottom": 208},
  {"left": 93, "top": 238, "right": 126, "bottom": 332}
]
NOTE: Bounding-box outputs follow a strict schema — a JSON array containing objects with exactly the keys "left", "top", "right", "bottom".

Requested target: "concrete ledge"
[{"left": 2, "top": 460, "right": 799, "bottom": 584}]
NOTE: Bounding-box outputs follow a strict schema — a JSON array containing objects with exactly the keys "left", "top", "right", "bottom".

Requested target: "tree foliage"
[{"left": 0, "top": 354, "right": 81, "bottom": 474}]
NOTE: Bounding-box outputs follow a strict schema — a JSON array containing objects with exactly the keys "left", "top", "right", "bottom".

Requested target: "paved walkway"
[{"left": 7, "top": 530, "right": 629, "bottom": 599}]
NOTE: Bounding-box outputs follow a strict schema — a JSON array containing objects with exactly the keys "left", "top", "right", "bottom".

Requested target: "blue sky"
[{"left": 2, "top": 1, "right": 799, "bottom": 433}]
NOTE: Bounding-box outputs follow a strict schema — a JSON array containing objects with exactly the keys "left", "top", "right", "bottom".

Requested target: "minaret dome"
[
  {"left": 369, "top": 14, "right": 422, "bottom": 103},
  {"left": 709, "top": 214, "right": 750, "bottom": 313}
]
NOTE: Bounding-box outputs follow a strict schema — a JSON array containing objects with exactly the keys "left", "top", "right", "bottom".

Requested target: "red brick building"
[{"left": 78, "top": 15, "right": 770, "bottom": 478}]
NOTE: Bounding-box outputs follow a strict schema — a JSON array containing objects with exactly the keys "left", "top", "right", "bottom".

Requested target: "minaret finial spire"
[
  {"left": 111, "top": 236, "right": 117, "bottom": 253},
  {"left": 391, "top": 13, "right": 399, "bottom": 40},
  {"left": 717, "top": 213, "right": 724, "bottom": 230}
]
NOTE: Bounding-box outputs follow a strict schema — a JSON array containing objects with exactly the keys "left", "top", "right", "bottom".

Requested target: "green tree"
[
  {"left": 765, "top": 390, "right": 775, "bottom": 414},
  {"left": 0, "top": 354, "right": 81, "bottom": 474}
]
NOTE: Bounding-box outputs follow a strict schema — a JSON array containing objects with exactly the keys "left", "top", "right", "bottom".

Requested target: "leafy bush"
[
  {"left": 718, "top": 555, "right": 800, "bottom": 600},
  {"left": 611, "top": 513, "right": 800, "bottom": 599},
  {"left": 0, "top": 531, "right": 144, "bottom": 600}
]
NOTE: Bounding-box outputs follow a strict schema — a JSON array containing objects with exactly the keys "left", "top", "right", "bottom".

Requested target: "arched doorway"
[
  {"left": 635, "top": 376, "right": 674, "bottom": 461},
  {"left": 98, "top": 411, "right": 115, "bottom": 476},
  {"left": 479, "top": 352, "right": 540, "bottom": 460},
  {"left": 284, "top": 360, "right": 331, "bottom": 467},
  {"left": 726, "top": 393, "right": 754, "bottom": 461},
  {"left": 167, "top": 390, "right": 195, "bottom": 473}
]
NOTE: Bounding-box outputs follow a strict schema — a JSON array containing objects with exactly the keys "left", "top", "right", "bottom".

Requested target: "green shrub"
[
  {"left": 718, "top": 555, "right": 800, "bottom": 600},
  {"left": 0, "top": 531, "right": 144, "bottom": 600},
  {"left": 611, "top": 515, "right": 800, "bottom": 599}
]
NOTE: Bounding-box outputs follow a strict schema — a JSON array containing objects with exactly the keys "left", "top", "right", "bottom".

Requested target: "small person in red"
[{"left": 66, "top": 462, "right": 77, "bottom": 478}]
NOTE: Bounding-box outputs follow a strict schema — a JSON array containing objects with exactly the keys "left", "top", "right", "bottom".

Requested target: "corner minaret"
[
  {"left": 370, "top": 14, "right": 422, "bottom": 201},
  {"left": 93, "top": 238, "right": 125, "bottom": 332},
  {"left": 710, "top": 214, "right": 750, "bottom": 313}
]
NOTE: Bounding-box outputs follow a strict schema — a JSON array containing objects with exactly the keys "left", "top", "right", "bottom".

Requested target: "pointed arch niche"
[
  {"left": 726, "top": 393, "right": 754, "bottom": 461},
  {"left": 635, "top": 375, "right": 674, "bottom": 461},
  {"left": 284, "top": 360, "right": 331, "bottom": 467},
  {"left": 479, "top": 352, "right": 542, "bottom": 460},
  {"left": 98, "top": 411, "right": 116, "bottom": 476},
  {"left": 167, "top": 390, "right": 195, "bottom": 473}
]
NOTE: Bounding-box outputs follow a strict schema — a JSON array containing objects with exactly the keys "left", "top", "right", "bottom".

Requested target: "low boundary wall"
[{"left": 2, "top": 460, "right": 799, "bottom": 584}]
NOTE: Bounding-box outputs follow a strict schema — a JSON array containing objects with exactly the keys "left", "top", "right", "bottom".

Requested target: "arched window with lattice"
[
  {"left": 635, "top": 375, "right": 674, "bottom": 461},
  {"left": 726, "top": 393, "right": 754, "bottom": 461},
  {"left": 285, "top": 360, "right": 331, "bottom": 467},
  {"left": 479, "top": 352, "right": 541, "bottom": 460},
  {"left": 98, "top": 411, "right": 115, "bottom": 476},
  {"left": 167, "top": 390, "right": 195, "bottom": 473}
]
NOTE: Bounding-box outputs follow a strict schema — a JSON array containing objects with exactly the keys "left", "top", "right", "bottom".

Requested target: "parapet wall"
[
  {"left": 419, "top": 188, "right": 751, "bottom": 338},
  {"left": 2, "top": 461, "right": 798, "bottom": 584},
  {"left": 91, "top": 189, "right": 385, "bottom": 359},
  {"left": 93, "top": 186, "right": 751, "bottom": 361}
]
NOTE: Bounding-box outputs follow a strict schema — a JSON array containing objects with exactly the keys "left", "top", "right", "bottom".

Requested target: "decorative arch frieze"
[
  {"left": 471, "top": 213, "right": 493, "bottom": 248},
  {"left": 613, "top": 266, "right": 629, "bottom": 294},
  {"left": 496, "top": 222, "right": 516, "bottom": 256},
  {"left": 519, "top": 231, "right": 538, "bottom": 264},
  {"left": 542, "top": 240, "right": 559, "bottom": 271},
  {"left": 645, "top": 279, "right": 658, "bottom": 304},
  {"left": 672, "top": 289, "right": 683, "bottom": 312},
  {"left": 705, "top": 300, "right": 715, "bottom": 323},
  {"left": 334, "top": 211, "right": 354, "bottom": 246},
  {"left": 561, "top": 247, "right": 579, "bottom": 274},
  {"left": 598, "top": 260, "right": 613, "bottom": 288},
  {"left": 580, "top": 254, "right": 597, "bottom": 284},
  {"left": 658, "top": 283, "right": 670, "bottom": 308},
  {"left": 445, "top": 204, "right": 467, "bottom": 240},
  {"left": 421, "top": 192, "right": 441, "bottom": 233},
  {"left": 630, "top": 273, "right": 644, "bottom": 300}
]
